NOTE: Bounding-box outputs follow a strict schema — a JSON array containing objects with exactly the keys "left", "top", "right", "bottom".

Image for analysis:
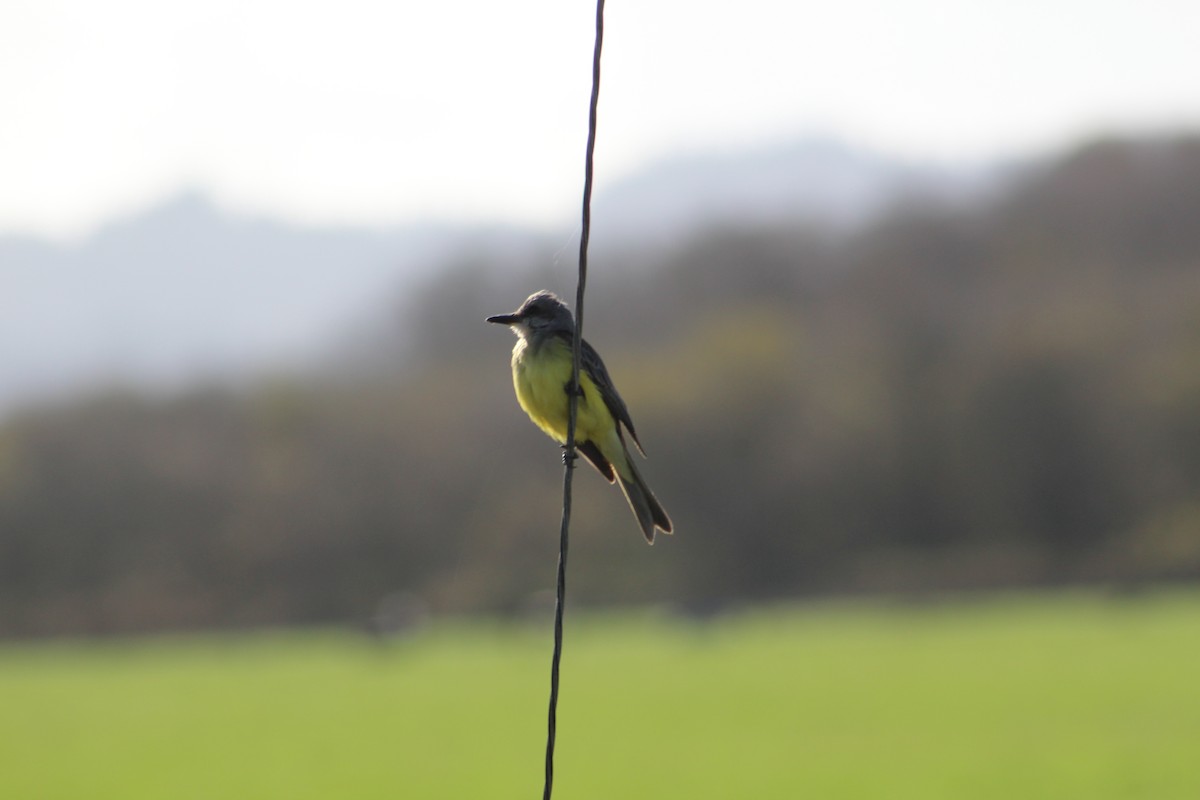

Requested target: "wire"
[{"left": 542, "top": 1, "right": 604, "bottom": 798}]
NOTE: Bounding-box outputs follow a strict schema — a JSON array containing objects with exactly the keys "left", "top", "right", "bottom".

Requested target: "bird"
[{"left": 487, "top": 290, "right": 673, "bottom": 543}]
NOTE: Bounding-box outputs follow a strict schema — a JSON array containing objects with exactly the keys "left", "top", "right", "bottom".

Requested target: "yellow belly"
[{"left": 512, "top": 336, "right": 615, "bottom": 447}]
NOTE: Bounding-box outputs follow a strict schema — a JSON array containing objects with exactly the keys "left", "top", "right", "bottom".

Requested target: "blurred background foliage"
[{"left": 3, "top": 135, "right": 1200, "bottom": 638}]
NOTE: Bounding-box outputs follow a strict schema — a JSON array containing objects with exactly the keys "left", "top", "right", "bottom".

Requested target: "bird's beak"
[{"left": 486, "top": 313, "right": 521, "bottom": 325}]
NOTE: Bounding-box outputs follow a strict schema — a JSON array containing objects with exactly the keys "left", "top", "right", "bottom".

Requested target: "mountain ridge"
[{"left": 0, "top": 138, "right": 999, "bottom": 412}]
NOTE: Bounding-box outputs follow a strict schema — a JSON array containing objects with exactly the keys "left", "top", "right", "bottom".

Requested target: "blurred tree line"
[{"left": 3, "top": 135, "right": 1200, "bottom": 638}]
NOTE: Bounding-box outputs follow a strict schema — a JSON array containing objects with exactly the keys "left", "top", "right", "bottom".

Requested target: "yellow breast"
[{"left": 511, "top": 336, "right": 614, "bottom": 445}]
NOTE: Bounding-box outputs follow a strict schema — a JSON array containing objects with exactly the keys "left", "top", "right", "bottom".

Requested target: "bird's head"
[{"left": 487, "top": 290, "right": 575, "bottom": 337}]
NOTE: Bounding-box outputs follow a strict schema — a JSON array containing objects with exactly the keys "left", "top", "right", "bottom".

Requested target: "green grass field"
[{"left": 2, "top": 590, "right": 1198, "bottom": 799}]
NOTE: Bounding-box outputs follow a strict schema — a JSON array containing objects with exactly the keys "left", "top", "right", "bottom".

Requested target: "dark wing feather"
[
  {"left": 578, "top": 441, "right": 616, "bottom": 482},
  {"left": 580, "top": 336, "right": 646, "bottom": 456},
  {"left": 552, "top": 330, "right": 646, "bottom": 456}
]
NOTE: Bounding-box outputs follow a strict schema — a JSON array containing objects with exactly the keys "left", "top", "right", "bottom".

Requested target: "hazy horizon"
[{"left": 0, "top": 133, "right": 999, "bottom": 413}]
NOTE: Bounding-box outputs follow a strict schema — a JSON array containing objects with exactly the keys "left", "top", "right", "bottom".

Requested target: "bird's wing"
[{"left": 579, "top": 336, "right": 646, "bottom": 456}]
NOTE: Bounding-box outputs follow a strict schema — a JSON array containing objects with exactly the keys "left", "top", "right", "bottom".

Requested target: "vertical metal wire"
[{"left": 542, "top": 2, "right": 604, "bottom": 798}]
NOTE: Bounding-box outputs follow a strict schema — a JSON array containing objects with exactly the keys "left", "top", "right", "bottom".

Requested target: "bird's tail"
[{"left": 615, "top": 451, "right": 673, "bottom": 544}]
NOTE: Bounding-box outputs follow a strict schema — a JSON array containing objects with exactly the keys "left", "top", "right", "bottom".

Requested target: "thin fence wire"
[{"left": 542, "top": 1, "right": 605, "bottom": 798}]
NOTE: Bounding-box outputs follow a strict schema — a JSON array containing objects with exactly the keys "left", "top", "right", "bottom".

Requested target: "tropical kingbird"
[{"left": 487, "top": 290, "right": 673, "bottom": 543}]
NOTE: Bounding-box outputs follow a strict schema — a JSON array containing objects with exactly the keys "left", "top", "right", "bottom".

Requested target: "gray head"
[{"left": 486, "top": 290, "right": 575, "bottom": 337}]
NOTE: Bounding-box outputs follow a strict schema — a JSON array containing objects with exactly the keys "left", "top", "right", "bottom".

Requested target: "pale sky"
[{"left": 3, "top": 0, "right": 1200, "bottom": 239}]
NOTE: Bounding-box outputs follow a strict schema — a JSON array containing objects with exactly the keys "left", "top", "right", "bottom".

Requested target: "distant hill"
[
  {"left": 592, "top": 138, "right": 1002, "bottom": 243},
  {"left": 0, "top": 193, "right": 538, "bottom": 412},
  {"left": 0, "top": 140, "right": 999, "bottom": 413}
]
